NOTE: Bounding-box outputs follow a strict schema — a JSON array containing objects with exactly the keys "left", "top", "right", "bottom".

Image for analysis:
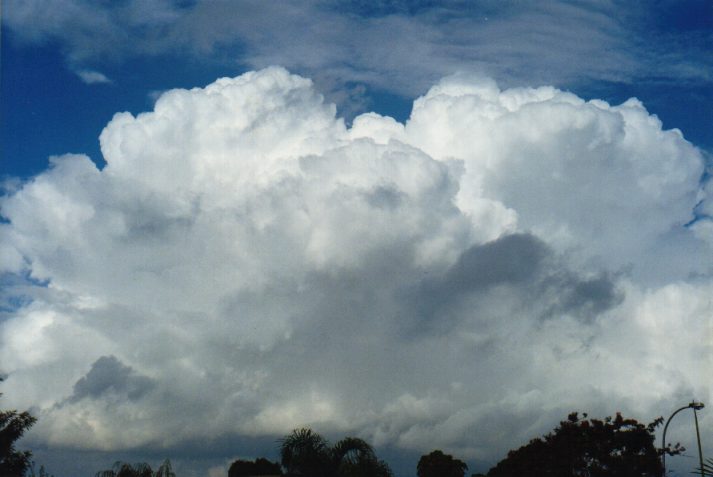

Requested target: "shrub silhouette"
[
  {"left": 229, "top": 457, "right": 282, "bottom": 477},
  {"left": 1, "top": 378, "right": 37, "bottom": 477},
  {"left": 487, "top": 412, "right": 669, "bottom": 477},
  {"left": 416, "top": 450, "right": 468, "bottom": 477}
]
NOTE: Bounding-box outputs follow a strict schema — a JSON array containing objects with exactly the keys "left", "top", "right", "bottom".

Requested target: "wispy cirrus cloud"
[{"left": 4, "top": 1, "right": 710, "bottom": 96}]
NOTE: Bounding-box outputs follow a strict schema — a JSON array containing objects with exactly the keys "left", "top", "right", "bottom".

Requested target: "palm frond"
[
  {"left": 332, "top": 437, "right": 376, "bottom": 465},
  {"left": 155, "top": 459, "right": 176, "bottom": 477},
  {"left": 279, "top": 427, "right": 331, "bottom": 474},
  {"left": 692, "top": 457, "right": 713, "bottom": 476}
]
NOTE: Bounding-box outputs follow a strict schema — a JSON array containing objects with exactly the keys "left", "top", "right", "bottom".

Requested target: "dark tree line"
[
  {"left": 0, "top": 380, "right": 688, "bottom": 477},
  {"left": 228, "top": 412, "right": 672, "bottom": 477},
  {"left": 95, "top": 459, "right": 176, "bottom": 477}
]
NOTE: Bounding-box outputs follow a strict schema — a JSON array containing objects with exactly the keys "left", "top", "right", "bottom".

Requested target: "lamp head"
[{"left": 689, "top": 401, "right": 704, "bottom": 410}]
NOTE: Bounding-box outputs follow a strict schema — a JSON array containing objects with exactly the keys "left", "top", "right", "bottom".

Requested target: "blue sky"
[
  {"left": 1, "top": 2, "right": 712, "bottom": 477},
  {"left": 3, "top": 0, "right": 711, "bottom": 180}
]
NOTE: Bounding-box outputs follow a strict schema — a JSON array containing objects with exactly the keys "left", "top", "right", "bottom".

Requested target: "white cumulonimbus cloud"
[{"left": 1, "top": 67, "right": 711, "bottom": 461}]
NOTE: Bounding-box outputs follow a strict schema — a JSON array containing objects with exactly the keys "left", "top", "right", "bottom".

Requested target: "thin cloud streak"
[{"left": 75, "top": 69, "right": 112, "bottom": 84}]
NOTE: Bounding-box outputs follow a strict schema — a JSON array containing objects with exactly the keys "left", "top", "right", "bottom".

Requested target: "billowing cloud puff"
[{"left": 1, "top": 68, "right": 711, "bottom": 465}]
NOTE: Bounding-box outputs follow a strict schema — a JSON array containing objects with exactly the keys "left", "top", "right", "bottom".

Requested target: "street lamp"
[{"left": 661, "top": 401, "right": 705, "bottom": 477}]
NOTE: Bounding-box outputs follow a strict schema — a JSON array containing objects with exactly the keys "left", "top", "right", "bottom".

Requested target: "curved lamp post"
[{"left": 661, "top": 401, "right": 705, "bottom": 477}]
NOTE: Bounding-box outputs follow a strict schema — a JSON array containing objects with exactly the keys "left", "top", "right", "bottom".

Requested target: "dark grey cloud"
[
  {"left": 550, "top": 273, "right": 622, "bottom": 322},
  {"left": 71, "top": 355, "right": 155, "bottom": 402},
  {"left": 446, "top": 233, "right": 549, "bottom": 290},
  {"left": 401, "top": 233, "right": 622, "bottom": 335},
  {"left": 363, "top": 184, "right": 405, "bottom": 210}
]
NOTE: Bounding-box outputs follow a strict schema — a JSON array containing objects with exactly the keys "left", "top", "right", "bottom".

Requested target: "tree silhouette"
[
  {"left": 153, "top": 460, "right": 176, "bottom": 477},
  {"left": 487, "top": 412, "right": 670, "bottom": 477},
  {"left": 95, "top": 459, "right": 175, "bottom": 477},
  {"left": 29, "top": 463, "right": 55, "bottom": 477},
  {"left": 96, "top": 462, "right": 153, "bottom": 477},
  {"left": 280, "top": 428, "right": 331, "bottom": 477},
  {"left": 1, "top": 378, "right": 37, "bottom": 477},
  {"left": 228, "top": 457, "right": 282, "bottom": 477},
  {"left": 279, "top": 428, "right": 392, "bottom": 477},
  {"left": 416, "top": 450, "right": 468, "bottom": 477}
]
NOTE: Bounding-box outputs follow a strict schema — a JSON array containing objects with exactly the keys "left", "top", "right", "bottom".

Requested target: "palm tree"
[
  {"left": 333, "top": 437, "right": 392, "bottom": 477},
  {"left": 154, "top": 460, "right": 176, "bottom": 477},
  {"left": 280, "top": 428, "right": 331, "bottom": 477},
  {"left": 95, "top": 459, "right": 175, "bottom": 477},
  {"left": 279, "top": 428, "right": 392, "bottom": 477}
]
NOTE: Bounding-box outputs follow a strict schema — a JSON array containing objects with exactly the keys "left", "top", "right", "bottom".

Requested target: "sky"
[{"left": 1, "top": 1, "right": 712, "bottom": 476}]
